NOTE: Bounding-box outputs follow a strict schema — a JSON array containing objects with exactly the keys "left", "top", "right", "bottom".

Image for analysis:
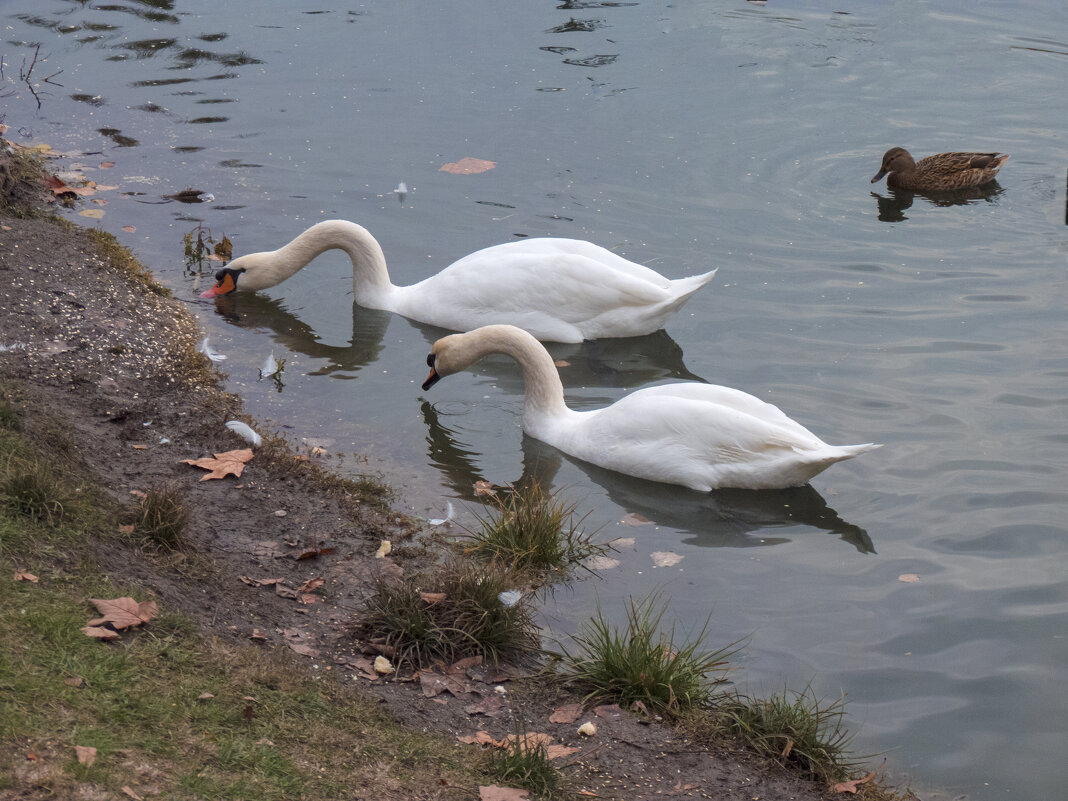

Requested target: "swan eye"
[{"left": 426, "top": 353, "right": 435, "bottom": 368}]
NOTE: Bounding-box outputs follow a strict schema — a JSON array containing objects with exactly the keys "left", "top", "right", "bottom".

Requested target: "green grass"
[
  {"left": 553, "top": 592, "right": 735, "bottom": 714},
  {"left": 708, "top": 687, "right": 858, "bottom": 784},
  {"left": 489, "top": 724, "right": 565, "bottom": 800},
  {"left": 464, "top": 481, "right": 609, "bottom": 579},
  {"left": 0, "top": 454, "right": 73, "bottom": 526},
  {"left": 361, "top": 558, "right": 540, "bottom": 668}
]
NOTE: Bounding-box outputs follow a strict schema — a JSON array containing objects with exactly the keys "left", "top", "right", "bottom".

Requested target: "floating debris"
[
  {"left": 197, "top": 336, "right": 226, "bottom": 362},
  {"left": 497, "top": 590, "right": 522, "bottom": 608},
  {"left": 259, "top": 352, "right": 280, "bottom": 379}
]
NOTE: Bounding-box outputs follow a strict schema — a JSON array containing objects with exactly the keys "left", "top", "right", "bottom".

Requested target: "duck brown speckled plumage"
[{"left": 871, "top": 147, "right": 1010, "bottom": 191}]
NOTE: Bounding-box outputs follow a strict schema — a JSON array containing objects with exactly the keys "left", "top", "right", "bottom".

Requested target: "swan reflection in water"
[
  {"left": 209, "top": 290, "right": 706, "bottom": 386},
  {"left": 420, "top": 400, "right": 874, "bottom": 554},
  {"left": 872, "top": 181, "right": 1004, "bottom": 223}
]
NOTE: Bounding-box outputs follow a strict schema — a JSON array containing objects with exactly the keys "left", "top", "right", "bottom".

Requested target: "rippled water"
[{"left": 4, "top": 2, "right": 1067, "bottom": 798}]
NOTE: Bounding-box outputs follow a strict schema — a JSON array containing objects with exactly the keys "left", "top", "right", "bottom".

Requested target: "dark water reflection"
[
  {"left": 211, "top": 291, "right": 706, "bottom": 386},
  {"left": 420, "top": 400, "right": 873, "bottom": 552},
  {"left": 873, "top": 183, "right": 1006, "bottom": 222}
]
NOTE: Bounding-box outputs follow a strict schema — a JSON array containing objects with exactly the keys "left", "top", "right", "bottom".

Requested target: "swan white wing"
[
  {"left": 395, "top": 240, "right": 685, "bottom": 340},
  {"left": 549, "top": 388, "right": 832, "bottom": 490}
]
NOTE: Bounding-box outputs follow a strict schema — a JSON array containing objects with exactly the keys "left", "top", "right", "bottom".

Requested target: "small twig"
[{"left": 44, "top": 69, "right": 63, "bottom": 86}]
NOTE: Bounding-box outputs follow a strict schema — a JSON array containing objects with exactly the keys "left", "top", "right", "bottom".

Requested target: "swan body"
[
  {"left": 200, "top": 220, "right": 716, "bottom": 343},
  {"left": 422, "top": 325, "right": 880, "bottom": 491},
  {"left": 871, "top": 147, "right": 1009, "bottom": 191}
]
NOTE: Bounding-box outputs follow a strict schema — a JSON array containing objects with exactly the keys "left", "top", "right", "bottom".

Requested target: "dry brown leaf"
[
  {"left": 274, "top": 584, "right": 299, "bottom": 599},
  {"left": 547, "top": 744, "right": 580, "bottom": 759},
  {"left": 181, "top": 448, "right": 254, "bottom": 481},
  {"left": 78, "top": 209, "right": 105, "bottom": 219},
  {"left": 118, "top": 524, "right": 135, "bottom": 534},
  {"left": 421, "top": 671, "right": 469, "bottom": 698},
  {"left": 283, "top": 629, "right": 319, "bottom": 658},
  {"left": 478, "top": 786, "right": 529, "bottom": 801},
  {"left": 14, "top": 570, "right": 39, "bottom": 583},
  {"left": 197, "top": 692, "right": 215, "bottom": 700},
  {"left": 121, "top": 786, "right": 144, "bottom": 801},
  {"left": 621, "top": 512, "right": 652, "bottom": 526},
  {"left": 553, "top": 359, "right": 571, "bottom": 367},
  {"left": 297, "top": 576, "right": 325, "bottom": 593},
  {"left": 440, "top": 157, "right": 496, "bottom": 175},
  {"left": 251, "top": 629, "right": 267, "bottom": 640},
  {"left": 75, "top": 745, "right": 97, "bottom": 767},
  {"left": 898, "top": 573, "right": 920, "bottom": 583},
  {"left": 100, "top": 161, "right": 115, "bottom": 169},
  {"left": 122, "top": 225, "right": 136, "bottom": 233},
  {"left": 87, "top": 597, "right": 159, "bottom": 630},
  {"left": 420, "top": 591, "right": 446, "bottom": 604},
  {"left": 64, "top": 676, "right": 84, "bottom": 687},
  {"left": 458, "top": 730, "right": 500, "bottom": 746},
  {"left": 831, "top": 769, "right": 876, "bottom": 794},
  {"left": 593, "top": 703, "right": 624, "bottom": 719},
  {"left": 465, "top": 694, "right": 505, "bottom": 717},
  {"left": 131, "top": 444, "right": 148, "bottom": 450},
  {"left": 82, "top": 625, "right": 121, "bottom": 641},
  {"left": 549, "top": 703, "right": 583, "bottom": 724},
  {"left": 474, "top": 480, "right": 497, "bottom": 496}
]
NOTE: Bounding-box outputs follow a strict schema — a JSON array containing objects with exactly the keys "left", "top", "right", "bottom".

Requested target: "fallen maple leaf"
[
  {"left": 479, "top": 786, "right": 529, "bottom": 801},
  {"left": 831, "top": 769, "right": 876, "bottom": 794},
  {"left": 440, "top": 157, "right": 496, "bottom": 175},
  {"left": 87, "top": 597, "right": 159, "bottom": 630},
  {"left": 181, "top": 448, "right": 254, "bottom": 480},
  {"left": 549, "top": 703, "right": 583, "bottom": 724},
  {"left": 75, "top": 745, "right": 97, "bottom": 767},
  {"left": 458, "top": 731, "right": 500, "bottom": 746},
  {"left": 14, "top": 569, "right": 39, "bottom": 583},
  {"left": 82, "top": 625, "right": 121, "bottom": 641},
  {"left": 465, "top": 694, "right": 505, "bottom": 717}
]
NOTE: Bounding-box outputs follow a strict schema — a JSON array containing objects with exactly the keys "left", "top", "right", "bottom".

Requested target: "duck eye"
[{"left": 426, "top": 353, "right": 435, "bottom": 367}]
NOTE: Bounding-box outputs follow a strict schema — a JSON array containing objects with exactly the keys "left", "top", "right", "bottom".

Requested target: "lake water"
[{"left": 3, "top": 1, "right": 1067, "bottom": 798}]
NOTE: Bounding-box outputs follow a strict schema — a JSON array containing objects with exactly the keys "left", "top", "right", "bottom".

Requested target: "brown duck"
[{"left": 871, "top": 147, "right": 1009, "bottom": 191}]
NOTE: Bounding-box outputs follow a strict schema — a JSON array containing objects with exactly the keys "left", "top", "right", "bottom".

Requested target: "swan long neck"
[
  {"left": 455, "top": 326, "right": 569, "bottom": 421},
  {"left": 246, "top": 220, "right": 396, "bottom": 306}
]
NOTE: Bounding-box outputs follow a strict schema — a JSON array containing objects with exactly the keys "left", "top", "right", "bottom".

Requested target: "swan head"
[
  {"left": 200, "top": 266, "right": 246, "bottom": 298},
  {"left": 421, "top": 330, "right": 477, "bottom": 391}
]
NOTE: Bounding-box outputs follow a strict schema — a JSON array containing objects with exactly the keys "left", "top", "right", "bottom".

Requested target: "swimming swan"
[
  {"left": 421, "top": 325, "right": 880, "bottom": 491},
  {"left": 200, "top": 220, "right": 716, "bottom": 343}
]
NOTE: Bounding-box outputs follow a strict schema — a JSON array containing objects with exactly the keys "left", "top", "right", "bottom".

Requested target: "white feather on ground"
[
  {"left": 428, "top": 501, "right": 455, "bottom": 526},
  {"left": 225, "top": 420, "right": 262, "bottom": 447}
]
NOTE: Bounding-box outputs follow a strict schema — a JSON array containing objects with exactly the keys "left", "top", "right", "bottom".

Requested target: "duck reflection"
[
  {"left": 420, "top": 400, "right": 875, "bottom": 554},
  {"left": 210, "top": 292, "right": 706, "bottom": 386},
  {"left": 872, "top": 182, "right": 1005, "bottom": 223}
]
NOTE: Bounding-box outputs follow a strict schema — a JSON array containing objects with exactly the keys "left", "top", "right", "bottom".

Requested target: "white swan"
[
  {"left": 421, "top": 325, "right": 879, "bottom": 491},
  {"left": 199, "top": 220, "right": 716, "bottom": 343}
]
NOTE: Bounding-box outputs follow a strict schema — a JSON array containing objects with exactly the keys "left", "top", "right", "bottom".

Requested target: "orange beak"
[
  {"left": 422, "top": 368, "right": 440, "bottom": 391},
  {"left": 200, "top": 272, "right": 236, "bottom": 298}
]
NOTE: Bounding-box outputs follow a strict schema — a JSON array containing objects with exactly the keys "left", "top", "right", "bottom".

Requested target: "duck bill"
[
  {"left": 422, "top": 368, "right": 441, "bottom": 391},
  {"left": 200, "top": 273, "right": 235, "bottom": 298},
  {"left": 870, "top": 168, "right": 888, "bottom": 183}
]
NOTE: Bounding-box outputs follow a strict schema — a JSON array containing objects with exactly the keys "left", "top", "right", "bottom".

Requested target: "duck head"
[
  {"left": 871, "top": 147, "right": 915, "bottom": 183},
  {"left": 200, "top": 266, "right": 245, "bottom": 298}
]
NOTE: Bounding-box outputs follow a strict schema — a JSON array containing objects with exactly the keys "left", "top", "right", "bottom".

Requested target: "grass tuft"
[
  {"left": 464, "top": 481, "right": 608, "bottom": 578},
  {"left": 1, "top": 454, "right": 71, "bottom": 526},
  {"left": 710, "top": 687, "right": 857, "bottom": 784},
  {"left": 361, "top": 558, "right": 540, "bottom": 667},
  {"left": 133, "top": 481, "right": 190, "bottom": 551},
  {"left": 553, "top": 592, "right": 735, "bottom": 714},
  {"left": 489, "top": 725, "right": 565, "bottom": 800}
]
